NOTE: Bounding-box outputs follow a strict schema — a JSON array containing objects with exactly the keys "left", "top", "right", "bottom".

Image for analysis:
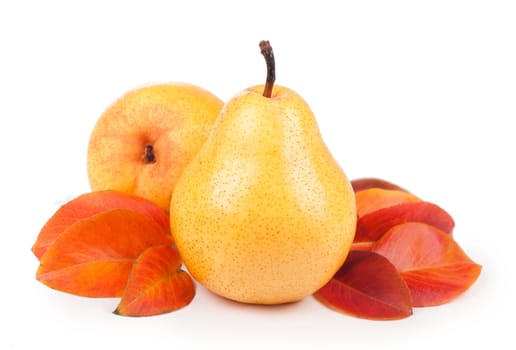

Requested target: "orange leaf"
[
  {"left": 314, "top": 250, "right": 413, "bottom": 320},
  {"left": 354, "top": 201, "right": 455, "bottom": 245},
  {"left": 36, "top": 209, "right": 173, "bottom": 297},
  {"left": 372, "top": 222, "right": 482, "bottom": 306},
  {"left": 355, "top": 188, "right": 421, "bottom": 218},
  {"left": 114, "top": 244, "right": 195, "bottom": 317},
  {"left": 32, "top": 190, "right": 170, "bottom": 260}
]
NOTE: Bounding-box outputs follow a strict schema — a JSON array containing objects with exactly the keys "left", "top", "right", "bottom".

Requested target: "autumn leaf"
[
  {"left": 354, "top": 188, "right": 421, "bottom": 218},
  {"left": 351, "top": 178, "right": 409, "bottom": 193},
  {"left": 372, "top": 222, "right": 482, "bottom": 306},
  {"left": 114, "top": 244, "right": 195, "bottom": 317},
  {"left": 36, "top": 209, "right": 173, "bottom": 297},
  {"left": 32, "top": 190, "right": 170, "bottom": 260},
  {"left": 354, "top": 201, "right": 455, "bottom": 246},
  {"left": 314, "top": 250, "right": 413, "bottom": 320}
]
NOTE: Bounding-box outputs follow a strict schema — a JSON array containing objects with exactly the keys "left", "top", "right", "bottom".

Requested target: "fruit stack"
[{"left": 32, "top": 41, "right": 480, "bottom": 320}]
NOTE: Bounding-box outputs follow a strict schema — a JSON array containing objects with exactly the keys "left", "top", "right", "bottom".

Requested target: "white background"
[{"left": 1, "top": 1, "right": 515, "bottom": 349}]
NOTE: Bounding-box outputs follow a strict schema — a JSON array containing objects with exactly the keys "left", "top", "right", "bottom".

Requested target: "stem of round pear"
[
  {"left": 144, "top": 144, "right": 157, "bottom": 164},
  {"left": 259, "top": 40, "right": 275, "bottom": 98}
]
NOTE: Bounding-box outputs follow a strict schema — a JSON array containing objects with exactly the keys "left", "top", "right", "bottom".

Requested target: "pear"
[
  {"left": 170, "top": 41, "right": 356, "bottom": 304},
  {"left": 87, "top": 83, "right": 223, "bottom": 211}
]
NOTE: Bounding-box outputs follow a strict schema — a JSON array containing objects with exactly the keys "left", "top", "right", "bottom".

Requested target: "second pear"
[{"left": 170, "top": 83, "right": 356, "bottom": 304}]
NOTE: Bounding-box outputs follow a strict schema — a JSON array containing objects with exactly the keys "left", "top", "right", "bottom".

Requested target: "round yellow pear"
[
  {"left": 87, "top": 83, "right": 223, "bottom": 211},
  {"left": 170, "top": 42, "right": 356, "bottom": 304}
]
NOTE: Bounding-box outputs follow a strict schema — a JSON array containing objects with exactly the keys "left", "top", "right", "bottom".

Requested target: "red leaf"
[
  {"left": 114, "top": 244, "right": 195, "bottom": 317},
  {"left": 354, "top": 201, "right": 455, "bottom": 245},
  {"left": 351, "top": 177, "right": 409, "bottom": 193},
  {"left": 32, "top": 190, "right": 170, "bottom": 260},
  {"left": 314, "top": 250, "right": 413, "bottom": 320},
  {"left": 372, "top": 222, "right": 482, "bottom": 306},
  {"left": 36, "top": 209, "right": 173, "bottom": 297}
]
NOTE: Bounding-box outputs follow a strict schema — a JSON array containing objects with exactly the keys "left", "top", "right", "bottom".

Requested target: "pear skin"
[{"left": 171, "top": 85, "right": 357, "bottom": 304}]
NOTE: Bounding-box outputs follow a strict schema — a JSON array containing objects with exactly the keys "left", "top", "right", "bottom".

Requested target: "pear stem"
[
  {"left": 143, "top": 144, "right": 157, "bottom": 164},
  {"left": 259, "top": 40, "right": 275, "bottom": 98}
]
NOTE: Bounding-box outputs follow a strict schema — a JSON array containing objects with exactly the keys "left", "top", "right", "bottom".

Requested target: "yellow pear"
[
  {"left": 170, "top": 41, "right": 356, "bottom": 304},
  {"left": 87, "top": 83, "right": 223, "bottom": 211}
]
